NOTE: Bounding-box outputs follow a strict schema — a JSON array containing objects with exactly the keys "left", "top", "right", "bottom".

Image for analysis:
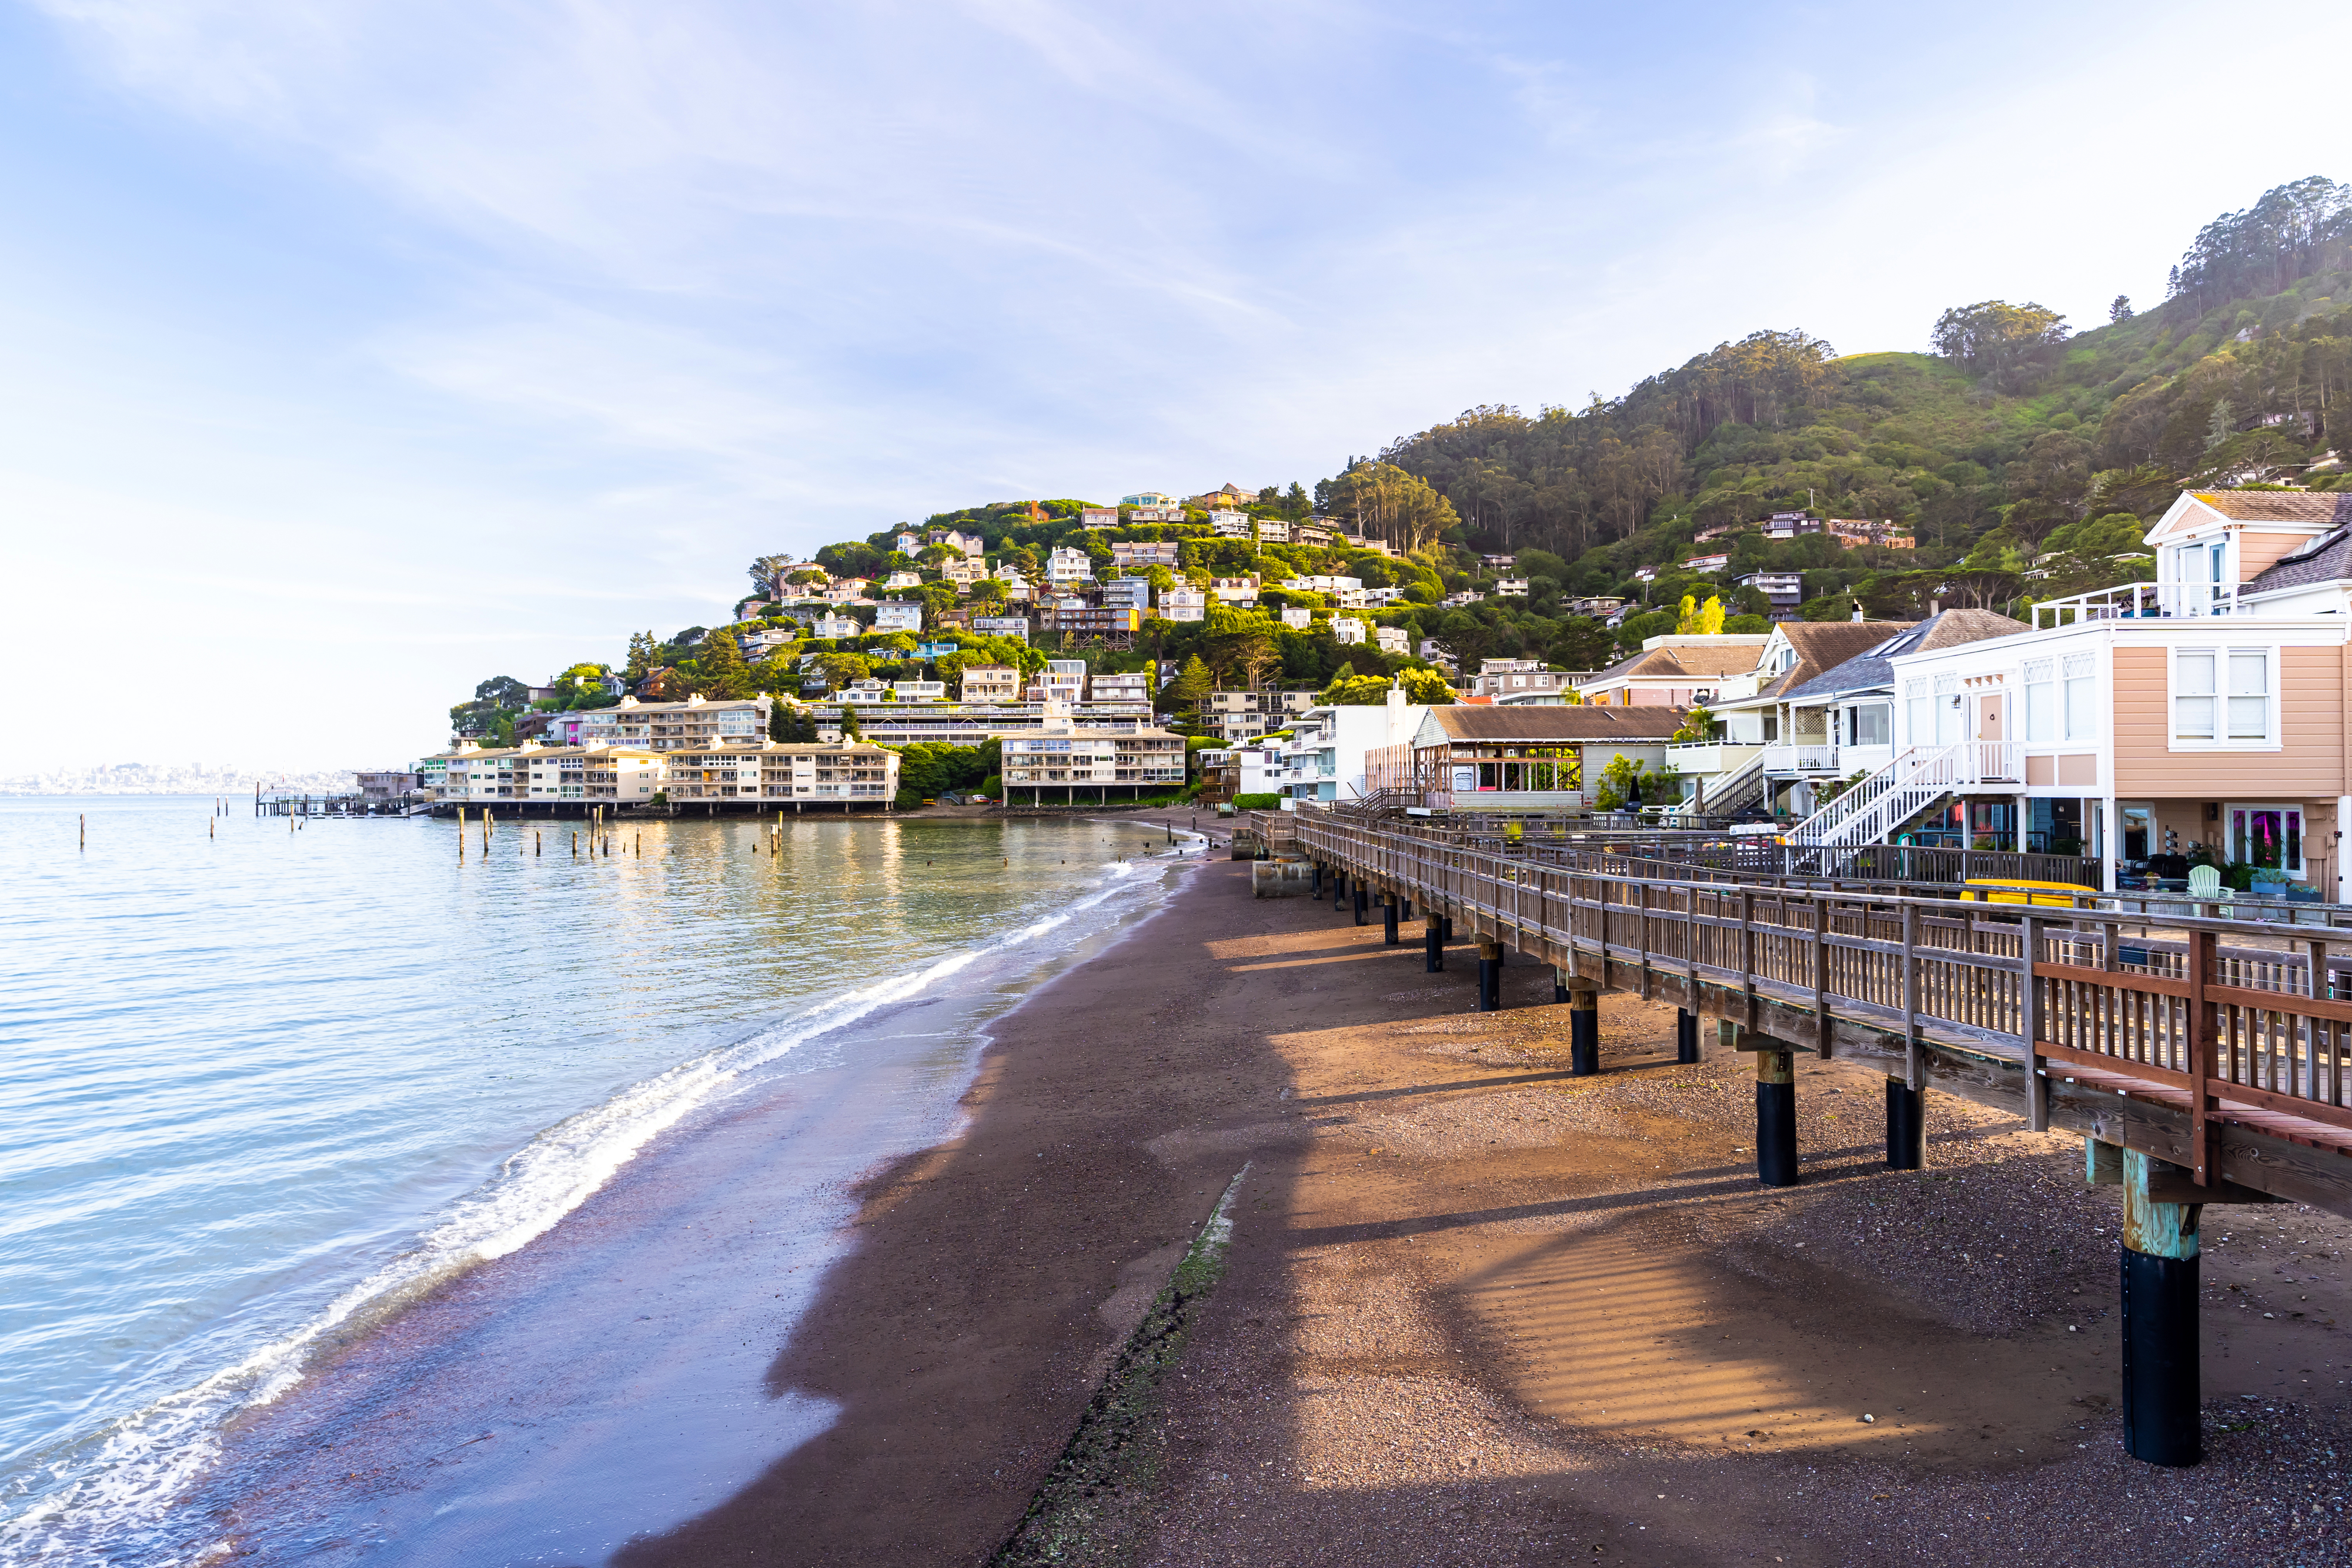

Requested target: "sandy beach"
[{"left": 609, "top": 852, "right": 2352, "bottom": 1567}]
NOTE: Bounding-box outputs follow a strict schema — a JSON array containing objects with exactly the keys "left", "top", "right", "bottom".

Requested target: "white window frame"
[{"left": 2169, "top": 646, "right": 2277, "bottom": 750}]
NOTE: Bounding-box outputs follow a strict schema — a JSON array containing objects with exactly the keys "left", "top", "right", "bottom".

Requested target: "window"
[
  {"left": 2062, "top": 654, "right": 2096, "bottom": 740},
  {"left": 2229, "top": 804, "right": 2303, "bottom": 874},
  {"left": 2174, "top": 648, "right": 2271, "bottom": 744},
  {"left": 1849, "top": 704, "right": 1890, "bottom": 746},
  {"left": 1905, "top": 679, "right": 1929, "bottom": 749},
  {"left": 2022, "top": 658, "right": 2054, "bottom": 743}
]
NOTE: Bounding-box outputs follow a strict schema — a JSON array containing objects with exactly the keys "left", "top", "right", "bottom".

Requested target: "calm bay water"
[{"left": 0, "top": 798, "right": 1191, "bottom": 1564}]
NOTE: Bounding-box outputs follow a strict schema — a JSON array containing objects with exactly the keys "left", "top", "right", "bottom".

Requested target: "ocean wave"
[{"left": 0, "top": 861, "right": 1168, "bottom": 1567}]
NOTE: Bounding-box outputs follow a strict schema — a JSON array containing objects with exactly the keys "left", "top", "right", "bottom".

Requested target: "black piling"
[
  {"left": 1476, "top": 941, "right": 1502, "bottom": 1012},
  {"left": 1311, "top": 862, "right": 1322, "bottom": 897},
  {"left": 1676, "top": 1008, "right": 1700, "bottom": 1064},
  {"left": 1383, "top": 893, "right": 1399, "bottom": 945},
  {"left": 1755, "top": 1044, "right": 1798, "bottom": 1186},
  {"left": 1442, "top": 915, "right": 1454, "bottom": 944},
  {"left": 1424, "top": 914, "right": 1444, "bottom": 972},
  {"left": 1353, "top": 887, "right": 1368, "bottom": 926},
  {"left": 2119, "top": 1149, "right": 2203, "bottom": 1467},
  {"left": 1569, "top": 988, "right": 1599, "bottom": 1075},
  {"left": 1885, "top": 1076, "right": 1924, "bottom": 1169}
]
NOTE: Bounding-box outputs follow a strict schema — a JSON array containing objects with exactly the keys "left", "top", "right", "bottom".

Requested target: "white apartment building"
[
  {"left": 1159, "top": 588, "right": 1207, "bottom": 622},
  {"left": 572, "top": 694, "right": 773, "bottom": 753},
  {"left": 1255, "top": 518, "right": 1292, "bottom": 543},
  {"left": 999, "top": 718, "right": 1187, "bottom": 801},
  {"left": 1208, "top": 509, "right": 1252, "bottom": 537},
  {"left": 1047, "top": 546, "right": 1095, "bottom": 586},
  {"left": 813, "top": 612, "right": 862, "bottom": 639},
  {"left": 1375, "top": 625, "right": 1409, "bottom": 654},
  {"left": 1280, "top": 575, "right": 1364, "bottom": 597},
  {"left": 874, "top": 602, "right": 924, "bottom": 634},
  {"left": 668, "top": 742, "right": 899, "bottom": 808},
  {"left": 1332, "top": 617, "right": 1366, "bottom": 645},
  {"left": 1040, "top": 659, "right": 1088, "bottom": 703},
  {"left": 1492, "top": 577, "right": 1529, "bottom": 598},
  {"left": 882, "top": 570, "right": 924, "bottom": 589},
  {"left": 1080, "top": 506, "right": 1119, "bottom": 529},
  {"left": 1279, "top": 687, "right": 1429, "bottom": 805},
  {"left": 1280, "top": 606, "right": 1312, "bottom": 629},
  {"left": 971, "top": 615, "right": 1031, "bottom": 641},
  {"left": 428, "top": 744, "right": 666, "bottom": 804}
]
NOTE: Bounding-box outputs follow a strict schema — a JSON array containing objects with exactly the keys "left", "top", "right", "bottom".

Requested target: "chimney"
[
  {"left": 1929, "top": 599, "right": 1941, "bottom": 615},
  {"left": 1850, "top": 598, "right": 1864, "bottom": 623}
]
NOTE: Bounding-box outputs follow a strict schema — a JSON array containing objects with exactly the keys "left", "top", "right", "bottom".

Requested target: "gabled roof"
[
  {"left": 2183, "top": 490, "right": 2352, "bottom": 524},
  {"left": 1587, "top": 638, "right": 1768, "bottom": 684},
  {"left": 1783, "top": 609, "right": 2031, "bottom": 701},
  {"left": 1745, "top": 620, "right": 1916, "bottom": 701},
  {"left": 2244, "top": 517, "right": 2352, "bottom": 596},
  {"left": 1415, "top": 706, "right": 1690, "bottom": 745}
]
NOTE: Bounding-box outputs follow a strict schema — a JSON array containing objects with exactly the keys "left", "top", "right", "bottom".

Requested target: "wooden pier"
[{"left": 1268, "top": 806, "right": 2352, "bottom": 1465}]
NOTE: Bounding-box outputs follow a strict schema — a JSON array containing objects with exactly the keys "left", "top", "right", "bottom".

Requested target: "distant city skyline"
[{"left": 4, "top": 0, "right": 2347, "bottom": 769}]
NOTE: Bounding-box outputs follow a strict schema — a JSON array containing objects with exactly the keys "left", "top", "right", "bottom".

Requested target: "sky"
[{"left": 4, "top": 0, "right": 2348, "bottom": 773}]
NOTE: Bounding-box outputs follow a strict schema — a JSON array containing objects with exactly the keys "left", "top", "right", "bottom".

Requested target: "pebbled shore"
[{"left": 625, "top": 857, "right": 2352, "bottom": 1566}]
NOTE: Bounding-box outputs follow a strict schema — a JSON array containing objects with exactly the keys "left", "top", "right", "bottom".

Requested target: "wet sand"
[{"left": 617, "top": 857, "right": 2352, "bottom": 1567}]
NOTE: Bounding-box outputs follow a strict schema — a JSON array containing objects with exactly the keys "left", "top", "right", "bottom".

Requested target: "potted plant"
[{"left": 2250, "top": 867, "right": 2290, "bottom": 899}]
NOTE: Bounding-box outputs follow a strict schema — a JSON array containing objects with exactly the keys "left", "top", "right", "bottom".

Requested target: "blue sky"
[{"left": 5, "top": 0, "right": 2347, "bottom": 770}]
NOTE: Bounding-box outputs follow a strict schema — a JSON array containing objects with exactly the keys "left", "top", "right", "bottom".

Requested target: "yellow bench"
[{"left": 1960, "top": 877, "right": 2098, "bottom": 907}]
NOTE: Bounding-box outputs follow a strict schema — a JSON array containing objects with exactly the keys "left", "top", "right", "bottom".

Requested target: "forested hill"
[{"left": 1337, "top": 175, "right": 2352, "bottom": 614}]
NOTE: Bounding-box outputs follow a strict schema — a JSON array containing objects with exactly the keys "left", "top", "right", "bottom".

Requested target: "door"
[{"left": 1973, "top": 692, "right": 2012, "bottom": 779}]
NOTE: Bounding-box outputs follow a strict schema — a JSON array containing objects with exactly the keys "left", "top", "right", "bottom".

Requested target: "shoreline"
[{"left": 81, "top": 823, "right": 1195, "bottom": 1567}]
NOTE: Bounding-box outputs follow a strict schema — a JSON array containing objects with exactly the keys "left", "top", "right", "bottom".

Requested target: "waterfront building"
[
  {"left": 998, "top": 714, "right": 1187, "bottom": 803},
  {"left": 1278, "top": 686, "right": 1429, "bottom": 805},
  {"left": 426, "top": 744, "right": 667, "bottom": 805},
  {"left": 667, "top": 741, "right": 898, "bottom": 808},
  {"left": 1390, "top": 705, "right": 1689, "bottom": 812}
]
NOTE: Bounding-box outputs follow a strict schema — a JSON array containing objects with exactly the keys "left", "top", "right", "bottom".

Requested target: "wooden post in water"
[{"left": 80, "top": 813, "right": 86, "bottom": 849}]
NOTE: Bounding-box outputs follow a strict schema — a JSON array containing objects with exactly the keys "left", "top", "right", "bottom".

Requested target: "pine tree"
[
  {"left": 696, "top": 630, "right": 749, "bottom": 698},
  {"left": 1165, "top": 655, "right": 1212, "bottom": 711}
]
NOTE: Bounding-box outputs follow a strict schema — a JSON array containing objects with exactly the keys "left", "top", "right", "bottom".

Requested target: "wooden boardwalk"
[{"left": 1270, "top": 811, "right": 2352, "bottom": 1218}]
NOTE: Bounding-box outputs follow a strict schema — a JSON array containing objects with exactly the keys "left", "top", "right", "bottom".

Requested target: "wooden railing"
[{"left": 1272, "top": 811, "right": 2352, "bottom": 1209}]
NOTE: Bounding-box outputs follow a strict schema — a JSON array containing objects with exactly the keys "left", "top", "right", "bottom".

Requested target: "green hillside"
[
  {"left": 1363, "top": 175, "right": 2352, "bottom": 625},
  {"left": 449, "top": 178, "right": 2352, "bottom": 745}
]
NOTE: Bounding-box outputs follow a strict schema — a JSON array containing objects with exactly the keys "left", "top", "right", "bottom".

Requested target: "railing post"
[
  {"left": 2188, "top": 927, "right": 2217, "bottom": 1186},
  {"left": 2022, "top": 911, "right": 2047, "bottom": 1131}
]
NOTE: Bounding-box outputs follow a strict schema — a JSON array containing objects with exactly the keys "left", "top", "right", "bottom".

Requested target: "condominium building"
[
  {"left": 1046, "top": 546, "right": 1095, "bottom": 586},
  {"left": 426, "top": 744, "right": 666, "bottom": 804},
  {"left": 874, "top": 602, "right": 924, "bottom": 634},
  {"left": 1208, "top": 509, "right": 1251, "bottom": 537},
  {"left": 1375, "top": 625, "right": 1409, "bottom": 654},
  {"left": 998, "top": 719, "right": 1187, "bottom": 802},
  {"left": 567, "top": 694, "right": 774, "bottom": 753},
  {"left": 666, "top": 741, "right": 898, "bottom": 808},
  {"left": 1088, "top": 672, "right": 1151, "bottom": 705}
]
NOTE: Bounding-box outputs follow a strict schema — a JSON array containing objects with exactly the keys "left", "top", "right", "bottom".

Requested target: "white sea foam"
[{"left": 0, "top": 862, "right": 1167, "bottom": 1567}]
